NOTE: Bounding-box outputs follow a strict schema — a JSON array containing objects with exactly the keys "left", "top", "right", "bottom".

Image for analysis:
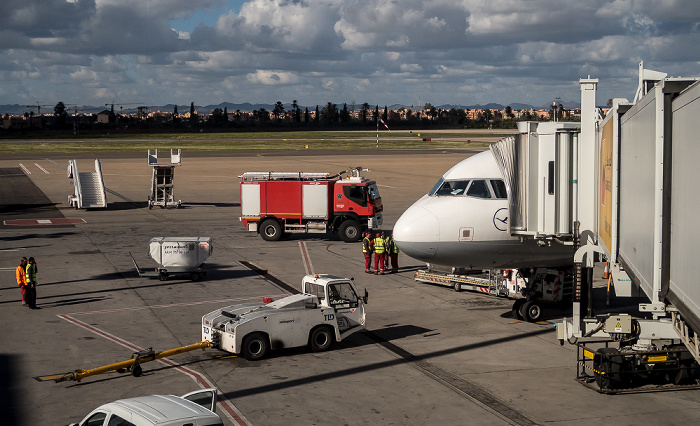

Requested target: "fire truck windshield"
[{"left": 367, "top": 183, "right": 380, "bottom": 200}]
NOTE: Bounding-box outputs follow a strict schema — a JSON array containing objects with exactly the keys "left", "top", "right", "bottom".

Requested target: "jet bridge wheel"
[
  {"left": 309, "top": 326, "right": 334, "bottom": 352},
  {"left": 242, "top": 332, "right": 269, "bottom": 361}
]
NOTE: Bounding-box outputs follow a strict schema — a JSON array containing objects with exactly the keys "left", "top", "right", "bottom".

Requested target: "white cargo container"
[{"left": 131, "top": 237, "right": 212, "bottom": 281}]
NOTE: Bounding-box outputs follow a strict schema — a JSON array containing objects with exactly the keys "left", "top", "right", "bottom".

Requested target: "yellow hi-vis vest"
[
  {"left": 363, "top": 237, "right": 372, "bottom": 253},
  {"left": 373, "top": 237, "right": 385, "bottom": 254}
]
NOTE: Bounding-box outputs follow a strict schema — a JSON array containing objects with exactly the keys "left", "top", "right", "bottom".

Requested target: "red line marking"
[
  {"left": 58, "top": 314, "right": 250, "bottom": 425},
  {"left": 299, "top": 242, "right": 314, "bottom": 275}
]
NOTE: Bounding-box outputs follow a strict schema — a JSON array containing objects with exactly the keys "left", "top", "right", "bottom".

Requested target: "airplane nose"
[{"left": 393, "top": 205, "right": 439, "bottom": 260}]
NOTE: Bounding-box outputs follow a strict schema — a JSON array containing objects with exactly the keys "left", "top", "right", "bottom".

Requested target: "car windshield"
[{"left": 431, "top": 179, "right": 470, "bottom": 196}]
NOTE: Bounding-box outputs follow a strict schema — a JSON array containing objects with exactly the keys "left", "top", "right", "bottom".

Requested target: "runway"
[{"left": 1, "top": 149, "right": 699, "bottom": 425}]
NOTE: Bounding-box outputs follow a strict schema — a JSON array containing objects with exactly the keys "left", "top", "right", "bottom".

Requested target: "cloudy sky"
[{"left": 2, "top": 0, "right": 700, "bottom": 110}]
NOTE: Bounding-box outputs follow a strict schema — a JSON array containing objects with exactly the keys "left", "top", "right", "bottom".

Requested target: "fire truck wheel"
[
  {"left": 242, "top": 332, "right": 269, "bottom": 361},
  {"left": 309, "top": 326, "right": 334, "bottom": 352},
  {"left": 523, "top": 301, "right": 542, "bottom": 322},
  {"left": 512, "top": 299, "right": 525, "bottom": 320},
  {"left": 260, "top": 219, "right": 282, "bottom": 241},
  {"left": 338, "top": 220, "right": 361, "bottom": 242}
]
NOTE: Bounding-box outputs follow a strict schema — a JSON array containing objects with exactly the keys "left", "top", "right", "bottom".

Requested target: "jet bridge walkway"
[{"left": 67, "top": 159, "right": 107, "bottom": 209}]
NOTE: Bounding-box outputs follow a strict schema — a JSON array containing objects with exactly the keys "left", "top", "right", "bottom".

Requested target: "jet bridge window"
[
  {"left": 432, "top": 180, "right": 470, "bottom": 196},
  {"left": 489, "top": 179, "right": 507, "bottom": 199},
  {"left": 466, "top": 180, "right": 491, "bottom": 198},
  {"left": 328, "top": 283, "right": 359, "bottom": 309}
]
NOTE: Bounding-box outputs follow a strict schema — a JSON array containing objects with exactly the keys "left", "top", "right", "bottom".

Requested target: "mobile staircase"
[{"left": 67, "top": 159, "right": 107, "bottom": 209}]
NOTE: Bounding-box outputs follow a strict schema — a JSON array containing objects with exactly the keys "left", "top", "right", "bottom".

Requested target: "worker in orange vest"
[
  {"left": 373, "top": 232, "right": 386, "bottom": 275},
  {"left": 16, "top": 257, "right": 28, "bottom": 307}
]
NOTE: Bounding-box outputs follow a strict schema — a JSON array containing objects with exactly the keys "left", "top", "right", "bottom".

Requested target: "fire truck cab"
[{"left": 240, "top": 168, "right": 383, "bottom": 242}]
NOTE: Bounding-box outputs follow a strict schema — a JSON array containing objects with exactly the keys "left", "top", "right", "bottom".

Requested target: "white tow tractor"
[{"left": 202, "top": 274, "right": 368, "bottom": 360}]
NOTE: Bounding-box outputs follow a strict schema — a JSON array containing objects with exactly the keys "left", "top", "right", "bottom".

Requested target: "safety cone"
[{"left": 602, "top": 262, "right": 610, "bottom": 279}]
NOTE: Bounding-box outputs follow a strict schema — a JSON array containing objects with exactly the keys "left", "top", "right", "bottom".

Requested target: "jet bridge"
[
  {"left": 490, "top": 121, "right": 581, "bottom": 242},
  {"left": 67, "top": 159, "right": 107, "bottom": 209}
]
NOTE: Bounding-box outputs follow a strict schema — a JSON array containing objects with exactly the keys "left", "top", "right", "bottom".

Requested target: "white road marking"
[
  {"left": 34, "top": 163, "right": 50, "bottom": 174},
  {"left": 18, "top": 163, "right": 31, "bottom": 174}
]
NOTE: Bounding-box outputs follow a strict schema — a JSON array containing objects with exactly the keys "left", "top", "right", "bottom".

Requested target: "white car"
[{"left": 69, "top": 389, "right": 222, "bottom": 426}]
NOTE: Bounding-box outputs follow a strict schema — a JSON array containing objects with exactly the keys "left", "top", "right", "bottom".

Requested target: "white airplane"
[{"left": 393, "top": 150, "right": 573, "bottom": 271}]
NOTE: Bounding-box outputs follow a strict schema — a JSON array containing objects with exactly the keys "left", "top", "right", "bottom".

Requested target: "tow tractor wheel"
[
  {"left": 512, "top": 299, "right": 525, "bottom": 320},
  {"left": 309, "top": 326, "right": 334, "bottom": 352},
  {"left": 339, "top": 220, "right": 361, "bottom": 242},
  {"left": 260, "top": 219, "right": 282, "bottom": 241},
  {"left": 191, "top": 272, "right": 200, "bottom": 282},
  {"left": 522, "top": 301, "right": 542, "bottom": 322},
  {"left": 159, "top": 273, "right": 168, "bottom": 281},
  {"left": 242, "top": 332, "right": 269, "bottom": 361}
]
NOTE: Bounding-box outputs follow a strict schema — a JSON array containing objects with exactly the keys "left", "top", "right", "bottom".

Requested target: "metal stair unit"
[
  {"left": 67, "top": 159, "right": 107, "bottom": 209},
  {"left": 147, "top": 149, "right": 182, "bottom": 209}
]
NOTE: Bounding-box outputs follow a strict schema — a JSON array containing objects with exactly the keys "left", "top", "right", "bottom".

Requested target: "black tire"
[
  {"left": 260, "top": 219, "right": 282, "bottom": 241},
  {"left": 191, "top": 273, "right": 200, "bottom": 282},
  {"left": 131, "top": 364, "right": 143, "bottom": 377},
  {"left": 512, "top": 299, "right": 525, "bottom": 320},
  {"left": 523, "top": 301, "right": 542, "bottom": 322},
  {"left": 242, "top": 332, "right": 269, "bottom": 361},
  {"left": 338, "top": 220, "right": 361, "bottom": 242},
  {"left": 454, "top": 282, "right": 462, "bottom": 292},
  {"left": 309, "top": 326, "right": 334, "bottom": 352},
  {"left": 159, "top": 273, "right": 168, "bottom": 281}
]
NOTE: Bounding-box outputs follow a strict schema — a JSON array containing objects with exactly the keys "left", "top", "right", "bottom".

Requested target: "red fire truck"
[{"left": 239, "top": 168, "right": 383, "bottom": 242}]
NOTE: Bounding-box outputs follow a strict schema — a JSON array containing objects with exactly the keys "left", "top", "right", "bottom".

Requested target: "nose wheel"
[{"left": 512, "top": 299, "right": 543, "bottom": 322}]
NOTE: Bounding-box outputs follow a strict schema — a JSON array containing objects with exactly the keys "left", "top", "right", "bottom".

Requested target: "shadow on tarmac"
[
  {"left": 0, "top": 264, "right": 262, "bottom": 305},
  {"left": 0, "top": 355, "right": 21, "bottom": 426}
]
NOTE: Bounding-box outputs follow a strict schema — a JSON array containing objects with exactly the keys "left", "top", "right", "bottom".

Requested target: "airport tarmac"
[{"left": 1, "top": 148, "right": 699, "bottom": 425}]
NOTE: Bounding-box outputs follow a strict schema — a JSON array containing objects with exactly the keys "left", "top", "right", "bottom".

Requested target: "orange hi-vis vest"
[{"left": 16, "top": 265, "right": 27, "bottom": 286}]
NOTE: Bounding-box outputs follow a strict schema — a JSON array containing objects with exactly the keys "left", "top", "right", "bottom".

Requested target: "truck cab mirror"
[{"left": 363, "top": 288, "right": 369, "bottom": 304}]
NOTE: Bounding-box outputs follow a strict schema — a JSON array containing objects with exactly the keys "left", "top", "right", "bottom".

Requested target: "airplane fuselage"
[{"left": 393, "top": 150, "right": 572, "bottom": 270}]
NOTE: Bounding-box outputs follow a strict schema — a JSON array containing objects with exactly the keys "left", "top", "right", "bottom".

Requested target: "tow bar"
[{"left": 36, "top": 341, "right": 210, "bottom": 383}]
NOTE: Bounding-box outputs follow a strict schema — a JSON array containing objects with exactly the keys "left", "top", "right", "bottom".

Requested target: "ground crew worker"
[
  {"left": 25, "top": 257, "right": 39, "bottom": 309},
  {"left": 373, "top": 232, "right": 386, "bottom": 274},
  {"left": 388, "top": 233, "right": 400, "bottom": 273},
  {"left": 382, "top": 232, "right": 390, "bottom": 270},
  {"left": 16, "top": 257, "right": 28, "bottom": 307},
  {"left": 363, "top": 231, "right": 374, "bottom": 273}
]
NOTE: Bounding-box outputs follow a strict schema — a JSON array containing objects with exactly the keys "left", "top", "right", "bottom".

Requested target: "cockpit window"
[
  {"left": 429, "top": 178, "right": 444, "bottom": 196},
  {"left": 466, "top": 180, "right": 491, "bottom": 198},
  {"left": 490, "top": 179, "right": 507, "bottom": 199},
  {"left": 432, "top": 180, "right": 470, "bottom": 196}
]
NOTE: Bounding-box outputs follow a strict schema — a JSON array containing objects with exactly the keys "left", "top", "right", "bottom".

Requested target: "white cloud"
[
  {"left": 1, "top": 0, "right": 700, "bottom": 108},
  {"left": 246, "top": 70, "right": 300, "bottom": 85}
]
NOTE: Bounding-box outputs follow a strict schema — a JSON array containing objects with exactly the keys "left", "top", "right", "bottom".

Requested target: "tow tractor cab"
[
  {"left": 239, "top": 167, "right": 383, "bottom": 242},
  {"left": 202, "top": 274, "right": 368, "bottom": 360}
]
